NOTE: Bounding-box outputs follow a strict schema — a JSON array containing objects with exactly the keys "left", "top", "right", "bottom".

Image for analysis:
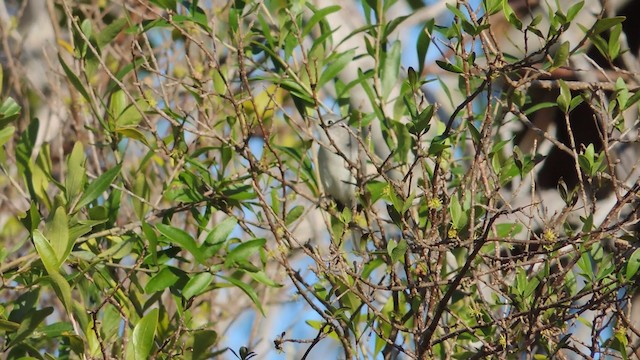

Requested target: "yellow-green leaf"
[
  {"left": 44, "top": 206, "right": 71, "bottom": 267},
  {"left": 126, "top": 308, "right": 158, "bottom": 360}
]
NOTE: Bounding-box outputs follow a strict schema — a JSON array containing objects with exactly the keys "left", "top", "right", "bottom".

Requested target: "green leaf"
[
  {"left": 117, "top": 100, "right": 149, "bottom": 128},
  {"left": 74, "top": 162, "right": 122, "bottom": 212},
  {"left": 625, "top": 88, "right": 640, "bottom": 110},
  {"left": 428, "top": 135, "right": 450, "bottom": 156},
  {"left": 484, "top": 0, "right": 502, "bottom": 15},
  {"left": 466, "top": 121, "right": 481, "bottom": 143},
  {"left": 96, "top": 18, "right": 128, "bottom": 49},
  {"left": 301, "top": 5, "right": 340, "bottom": 38},
  {"left": 569, "top": 95, "right": 584, "bottom": 112},
  {"left": 249, "top": 270, "right": 281, "bottom": 287},
  {"left": 109, "top": 90, "right": 127, "bottom": 126},
  {"left": 388, "top": 239, "right": 408, "bottom": 264},
  {"left": 502, "top": 0, "right": 522, "bottom": 29},
  {"left": 192, "top": 330, "right": 218, "bottom": 360},
  {"left": 201, "top": 217, "right": 237, "bottom": 258},
  {"left": 494, "top": 223, "right": 524, "bottom": 237},
  {"left": 608, "top": 24, "right": 622, "bottom": 60},
  {"left": 0, "top": 97, "right": 21, "bottom": 127},
  {"left": 49, "top": 271, "right": 73, "bottom": 315},
  {"left": 65, "top": 142, "right": 86, "bottom": 202},
  {"left": 0, "top": 319, "right": 20, "bottom": 333},
  {"left": 145, "top": 267, "right": 183, "bottom": 293},
  {"left": 576, "top": 250, "right": 594, "bottom": 280},
  {"left": 566, "top": 1, "right": 584, "bottom": 22},
  {"left": 356, "top": 69, "right": 385, "bottom": 120},
  {"left": 407, "top": 105, "right": 436, "bottom": 136},
  {"left": 435, "top": 60, "right": 463, "bottom": 74},
  {"left": 318, "top": 49, "right": 355, "bottom": 87},
  {"left": 182, "top": 272, "right": 214, "bottom": 299},
  {"left": 591, "top": 16, "right": 625, "bottom": 36},
  {"left": 551, "top": 41, "right": 570, "bottom": 70},
  {"left": 381, "top": 42, "right": 401, "bottom": 99},
  {"left": 449, "top": 196, "right": 467, "bottom": 230},
  {"left": 115, "top": 127, "right": 150, "bottom": 146},
  {"left": 44, "top": 206, "right": 71, "bottom": 267},
  {"left": 126, "top": 308, "right": 158, "bottom": 360},
  {"left": 59, "top": 55, "right": 91, "bottom": 103},
  {"left": 205, "top": 217, "right": 237, "bottom": 246},
  {"left": 557, "top": 80, "right": 571, "bottom": 113},
  {"left": 6, "top": 307, "right": 54, "bottom": 347},
  {"left": 33, "top": 230, "right": 59, "bottom": 274},
  {"left": 285, "top": 205, "right": 304, "bottom": 225},
  {"left": 0, "top": 125, "right": 15, "bottom": 147},
  {"left": 627, "top": 249, "right": 640, "bottom": 280},
  {"left": 157, "top": 223, "right": 206, "bottom": 265},
  {"left": 225, "top": 238, "right": 266, "bottom": 267}
]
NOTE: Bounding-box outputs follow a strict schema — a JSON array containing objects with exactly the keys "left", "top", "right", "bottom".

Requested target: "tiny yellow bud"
[
  {"left": 428, "top": 198, "right": 442, "bottom": 209},
  {"left": 543, "top": 228, "right": 557, "bottom": 242}
]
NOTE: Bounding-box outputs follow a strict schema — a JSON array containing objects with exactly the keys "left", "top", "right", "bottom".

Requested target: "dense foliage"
[{"left": 1, "top": 0, "right": 639, "bottom": 359}]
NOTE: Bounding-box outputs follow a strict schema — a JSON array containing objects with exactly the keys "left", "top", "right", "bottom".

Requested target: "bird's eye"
[{"left": 327, "top": 120, "right": 335, "bottom": 126}]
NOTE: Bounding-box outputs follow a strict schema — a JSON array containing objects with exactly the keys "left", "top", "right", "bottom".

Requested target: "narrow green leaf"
[
  {"left": 96, "top": 18, "right": 128, "bottom": 49},
  {"left": 117, "top": 100, "right": 149, "bottom": 128},
  {"left": 566, "top": 1, "right": 584, "bottom": 22},
  {"left": 193, "top": 330, "right": 218, "bottom": 360},
  {"left": 65, "top": 142, "right": 86, "bottom": 202},
  {"left": 435, "top": 60, "right": 463, "bottom": 74},
  {"left": 591, "top": 16, "right": 625, "bottom": 36},
  {"left": 449, "top": 196, "right": 467, "bottom": 229},
  {"left": 301, "top": 5, "right": 341, "bottom": 38},
  {"left": 608, "top": 24, "right": 622, "bottom": 60},
  {"left": 285, "top": 205, "right": 304, "bottom": 225},
  {"left": 109, "top": 90, "right": 127, "bottom": 125},
  {"left": 59, "top": 55, "right": 91, "bottom": 103},
  {"left": 157, "top": 223, "right": 206, "bottom": 265},
  {"left": 381, "top": 42, "right": 401, "bottom": 99},
  {"left": 44, "top": 206, "right": 71, "bottom": 267},
  {"left": 524, "top": 101, "right": 556, "bottom": 115},
  {"left": 225, "top": 238, "right": 266, "bottom": 267},
  {"left": 576, "top": 250, "right": 594, "bottom": 280},
  {"left": 0, "top": 97, "right": 21, "bottom": 127},
  {"left": 126, "top": 308, "right": 158, "bottom": 360},
  {"left": 33, "top": 230, "right": 59, "bottom": 274},
  {"left": 145, "top": 267, "right": 183, "bottom": 293},
  {"left": 204, "top": 217, "right": 237, "bottom": 246},
  {"left": 0, "top": 125, "right": 15, "bottom": 147},
  {"left": 182, "top": 272, "right": 214, "bottom": 299},
  {"left": 389, "top": 239, "right": 408, "bottom": 264},
  {"left": 115, "top": 127, "right": 150, "bottom": 146},
  {"left": 625, "top": 89, "right": 640, "bottom": 110},
  {"left": 318, "top": 49, "right": 355, "bottom": 87},
  {"left": 74, "top": 163, "right": 122, "bottom": 211},
  {"left": 627, "top": 249, "right": 640, "bottom": 280},
  {"left": 49, "top": 271, "right": 73, "bottom": 314},
  {"left": 494, "top": 223, "right": 523, "bottom": 237},
  {"left": 502, "top": 0, "right": 522, "bottom": 29},
  {"left": 249, "top": 270, "right": 281, "bottom": 287},
  {"left": 466, "top": 121, "right": 481, "bottom": 143},
  {"left": 551, "top": 41, "right": 570, "bottom": 70},
  {"left": 0, "top": 319, "right": 20, "bottom": 332},
  {"left": 557, "top": 79, "right": 571, "bottom": 113}
]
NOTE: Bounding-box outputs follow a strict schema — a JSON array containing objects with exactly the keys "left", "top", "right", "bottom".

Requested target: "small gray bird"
[{"left": 316, "top": 115, "right": 363, "bottom": 209}]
